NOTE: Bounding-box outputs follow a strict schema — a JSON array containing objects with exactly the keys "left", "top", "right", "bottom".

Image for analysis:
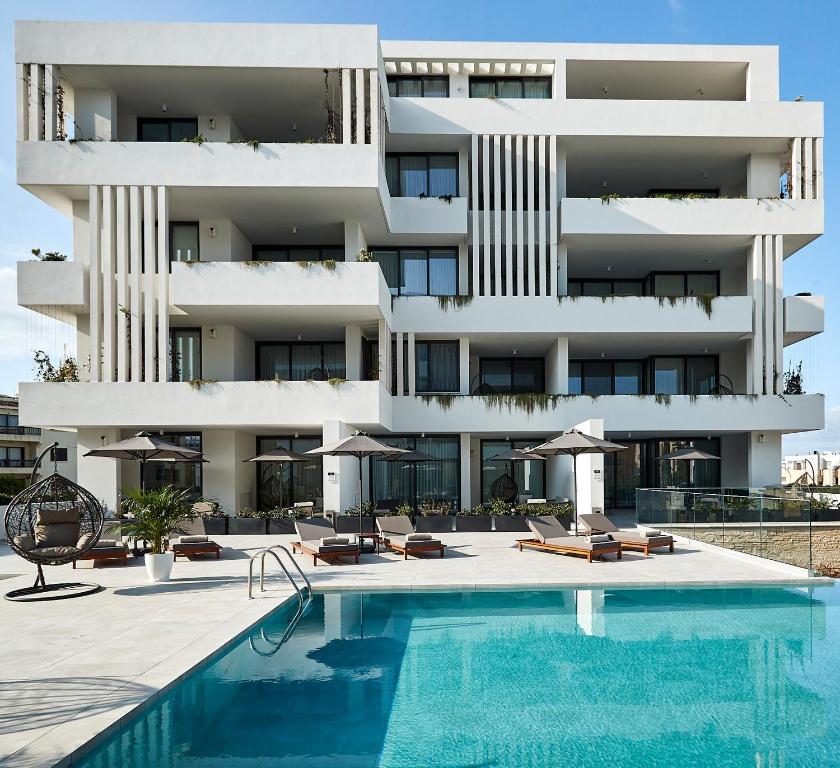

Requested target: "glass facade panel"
[
  {"left": 138, "top": 118, "right": 198, "bottom": 142},
  {"left": 481, "top": 439, "right": 545, "bottom": 503},
  {"left": 470, "top": 78, "right": 551, "bottom": 99},
  {"left": 428, "top": 156, "right": 458, "bottom": 197},
  {"left": 169, "top": 329, "right": 201, "bottom": 382},
  {"left": 400, "top": 156, "right": 428, "bottom": 197},
  {"left": 686, "top": 356, "right": 717, "bottom": 395},
  {"left": 604, "top": 442, "right": 645, "bottom": 508},
  {"left": 523, "top": 78, "right": 552, "bottom": 98},
  {"left": 614, "top": 361, "right": 643, "bottom": 395},
  {"left": 429, "top": 249, "right": 458, "bottom": 296},
  {"left": 259, "top": 345, "right": 291, "bottom": 381},
  {"left": 479, "top": 359, "right": 511, "bottom": 392},
  {"left": 511, "top": 359, "right": 544, "bottom": 393},
  {"left": 144, "top": 433, "right": 202, "bottom": 497},
  {"left": 257, "top": 344, "right": 345, "bottom": 381},
  {"left": 496, "top": 79, "right": 523, "bottom": 98},
  {"left": 582, "top": 281, "right": 612, "bottom": 297},
  {"left": 657, "top": 438, "right": 721, "bottom": 488},
  {"left": 371, "top": 248, "right": 457, "bottom": 297},
  {"left": 171, "top": 223, "right": 199, "bottom": 263},
  {"left": 422, "top": 78, "right": 449, "bottom": 97},
  {"left": 387, "top": 77, "right": 449, "bottom": 97},
  {"left": 371, "top": 250, "right": 399, "bottom": 295},
  {"left": 568, "top": 362, "right": 582, "bottom": 394},
  {"left": 416, "top": 341, "right": 459, "bottom": 393},
  {"left": 583, "top": 361, "right": 613, "bottom": 395},
  {"left": 654, "top": 357, "right": 683, "bottom": 395},
  {"left": 687, "top": 273, "right": 719, "bottom": 296},
  {"left": 613, "top": 281, "right": 644, "bottom": 296},
  {"left": 470, "top": 80, "right": 496, "bottom": 98},
  {"left": 653, "top": 274, "right": 686, "bottom": 297},
  {"left": 256, "top": 436, "right": 322, "bottom": 511},
  {"left": 400, "top": 249, "right": 428, "bottom": 296}
]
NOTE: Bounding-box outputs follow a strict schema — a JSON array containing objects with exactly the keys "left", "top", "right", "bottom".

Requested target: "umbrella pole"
[
  {"left": 572, "top": 453, "right": 579, "bottom": 530},
  {"left": 358, "top": 457, "right": 364, "bottom": 535},
  {"left": 140, "top": 456, "right": 146, "bottom": 492}
]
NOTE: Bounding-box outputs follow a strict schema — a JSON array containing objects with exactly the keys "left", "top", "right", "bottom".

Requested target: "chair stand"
[{"left": 4, "top": 564, "right": 103, "bottom": 603}]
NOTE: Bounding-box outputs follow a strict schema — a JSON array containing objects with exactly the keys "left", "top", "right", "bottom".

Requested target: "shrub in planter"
[
  {"left": 337, "top": 502, "right": 375, "bottom": 533},
  {"left": 455, "top": 505, "right": 493, "bottom": 532},
  {"left": 229, "top": 507, "right": 269, "bottom": 534},
  {"left": 416, "top": 500, "right": 454, "bottom": 533},
  {"left": 267, "top": 507, "right": 312, "bottom": 534},
  {"left": 513, "top": 501, "right": 574, "bottom": 527},
  {"left": 191, "top": 498, "right": 228, "bottom": 534}
]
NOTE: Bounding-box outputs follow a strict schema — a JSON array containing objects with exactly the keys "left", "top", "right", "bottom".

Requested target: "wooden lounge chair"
[
  {"left": 292, "top": 518, "right": 360, "bottom": 565},
  {"left": 376, "top": 515, "right": 445, "bottom": 559},
  {"left": 171, "top": 518, "right": 223, "bottom": 561},
  {"left": 518, "top": 516, "right": 621, "bottom": 563},
  {"left": 73, "top": 538, "right": 129, "bottom": 568},
  {"left": 578, "top": 512, "right": 674, "bottom": 555}
]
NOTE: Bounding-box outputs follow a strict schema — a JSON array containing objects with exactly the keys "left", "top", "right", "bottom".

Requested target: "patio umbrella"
[
  {"left": 244, "top": 448, "right": 309, "bottom": 510},
  {"left": 488, "top": 448, "right": 546, "bottom": 504},
  {"left": 306, "top": 433, "right": 408, "bottom": 534},
  {"left": 659, "top": 446, "right": 721, "bottom": 487},
  {"left": 530, "top": 430, "right": 627, "bottom": 526},
  {"left": 84, "top": 431, "right": 204, "bottom": 491},
  {"left": 384, "top": 449, "right": 438, "bottom": 514}
]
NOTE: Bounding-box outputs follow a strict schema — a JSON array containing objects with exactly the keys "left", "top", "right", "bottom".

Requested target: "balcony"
[
  {"left": 384, "top": 195, "right": 468, "bottom": 235},
  {"left": 391, "top": 295, "right": 752, "bottom": 337},
  {"left": 784, "top": 295, "right": 824, "bottom": 346},
  {"left": 18, "top": 381, "right": 391, "bottom": 431},
  {"left": 391, "top": 394, "right": 825, "bottom": 434},
  {"left": 0, "top": 426, "right": 40, "bottom": 436},
  {"left": 170, "top": 261, "right": 391, "bottom": 325},
  {"left": 17, "top": 260, "right": 88, "bottom": 320},
  {"left": 561, "top": 197, "right": 823, "bottom": 242}
]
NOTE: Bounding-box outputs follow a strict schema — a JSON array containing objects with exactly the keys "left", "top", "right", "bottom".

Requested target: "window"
[
  {"left": 651, "top": 356, "right": 718, "bottom": 395},
  {"left": 370, "top": 247, "right": 458, "bottom": 297},
  {"left": 481, "top": 439, "right": 545, "bottom": 504},
  {"left": 653, "top": 357, "right": 683, "bottom": 395},
  {"left": 416, "top": 341, "right": 459, "bottom": 393},
  {"left": 569, "top": 360, "right": 644, "bottom": 395},
  {"left": 0, "top": 446, "right": 25, "bottom": 467},
  {"left": 370, "top": 435, "right": 460, "bottom": 513},
  {"left": 656, "top": 438, "right": 721, "bottom": 488},
  {"left": 251, "top": 246, "right": 344, "bottom": 263},
  {"left": 385, "top": 154, "right": 458, "bottom": 197},
  {"left": 651, "top": 272, "right": 720, "bottom": 297},
  {"left": 137, "top": 118, "right": 198, "bottom": 142},
  {"left": 170, "top": 223, "right": 199, "bottom": 263},
  {"left": 256, "top": 436, "right": 322, "bottom": 511},
  {"left": 256, "top": 342, "right": 346, "bottom": 381},
  {"left": 169, "top": 329, "right": 201, "bottom": 382},
  {"left": 387, "top": 76, "right": 449, "bottom": 97},
  {"left": 614, "top": 361, "right": 644, "bottom": 395},
  {"left": 567, "top": 279, "right": 644, "bottom": 297},
  {"left": 469, "top": 77, "right": 551, "bottom": 99},
  {"left": 479, "top": 358, "right": 545, "bottom": 394},
  {"left": 143, "top": 433, "right": 202, "bottom": 497}
]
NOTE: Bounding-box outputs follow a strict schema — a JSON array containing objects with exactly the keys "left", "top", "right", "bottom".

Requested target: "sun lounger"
[
  {"left": 293, "top": 518, "right": 360, "bottom": 565},
  {"left": 376, "top": 515, "right": 445, "bottom": 559},
  {"left": 578, "top": 512, "right": 674, "bottom": 555},
  {"left": 518, "top": 515, "right": 621, "bottom": 563},
  {"left": 171, "top": 518, "right": 223, "bottom": 560},
  {"left": 73, "top": 538, "right": 129, "bottom": 568}
]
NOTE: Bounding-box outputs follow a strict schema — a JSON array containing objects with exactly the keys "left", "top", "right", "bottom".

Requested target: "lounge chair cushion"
[
  {"left": 321, "top": 536, "right": 350, "bottom": 546},
  {"left": 376, "top": 515, "right": 416, "bottom": 537},
  {"left": 527, "top": 516, "right": 569, "bottom": 543},
  {"left": 179, "top": 535, "right": 209, "bottom": 544},
  {"left": 406, "top": 533, "right": 433, "bottom": 541},
  {"left": 589, "top": 533, "right": 613, "bottom": 543},
  {"left": 13, "top": 534, "right": 36, "bottom": 551},
  {"left": 86, "top": 546, "right": 127, "bottom": 556},
  {"left": 302, "top": 540, "right": 358, "bottom": 554},
  {"left": 94, "top": 539, "right": 119, "bottom": 548},
  {"left": 614, "top": 532, "right": 672, "bottom": 545},
  {"left": 641, "top": 529, "right": 663, "bottom": 537},
  {"left": 543, "top": 536, "right": 615, "bottom": 552},
  {"left": 76, "top": 533, "right": 95, "bottom": 549},
  {"left": 578, "top": 512, "right": 620, "bottom": 534},
  {"left": 295, "top": 518, "right": 338, "bottom": 542}
]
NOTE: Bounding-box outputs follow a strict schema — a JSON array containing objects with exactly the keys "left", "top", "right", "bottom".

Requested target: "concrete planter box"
[
  {"left": 416, "top": 515, "right": 455, "bottom": 533},
  {"left": 455, "top": 515, "right": 493, "bottom": 532},
  {"left": 335, "top": 515, "right": 375, "bottom": 533},
  {"left": 228, "top": 518, "right": 268, "bottom": 535},
  {"left": 201, "top": 517, "right": 228, "bottom": 535},
  {"left": 493, "top": 515, "right": 530, "bottom": 532},
  {"left": 268, "top": 518, "right": 297, "bottom": 534}
]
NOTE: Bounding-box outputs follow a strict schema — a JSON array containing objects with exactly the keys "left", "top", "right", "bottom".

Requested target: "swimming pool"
[{"left": 75, "top": 585, "right": 839, "bottom": 767}]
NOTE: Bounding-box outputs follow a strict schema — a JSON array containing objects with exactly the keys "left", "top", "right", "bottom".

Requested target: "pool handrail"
[{"left": 247, "top": 544, "right": 312, "bottom": 603}]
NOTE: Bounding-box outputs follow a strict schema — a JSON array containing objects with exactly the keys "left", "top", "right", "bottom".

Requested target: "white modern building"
[{"left": 13, "top": 21, "right": 825, "bottom": 516}]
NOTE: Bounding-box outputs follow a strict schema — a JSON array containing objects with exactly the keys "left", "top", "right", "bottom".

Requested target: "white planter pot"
[{"left": 144, "top": 552, "right": 174, "bottom": 583}]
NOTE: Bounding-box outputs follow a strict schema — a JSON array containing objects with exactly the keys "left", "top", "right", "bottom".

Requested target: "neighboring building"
[
  {"left": 13, "top": 22, "right": 825, "bottom": 514},
  {"left": 0, "top": 395, "right": 76, "bottom": 483},
  {"left": 782, "top": 451, "right": 840, "bottom": 486}
]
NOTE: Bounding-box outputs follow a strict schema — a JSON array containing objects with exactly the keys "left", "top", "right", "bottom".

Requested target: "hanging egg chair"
[{"left": 4, "top": 469, "right": 105, "bottom": 602}]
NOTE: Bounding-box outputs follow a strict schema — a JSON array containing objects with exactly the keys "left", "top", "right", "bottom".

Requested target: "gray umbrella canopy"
[
  {"left": 306, "top": 434, "right": 408, "bottom": 534},
  {"left": 84, "top": 431, "right": 204, "bottom": 490},
  {"left": 488, "top": 448, "right": 546, "bottom": 462},
  {"left": 530, "top": 430, "right": 626, "bottom": 525},
  {"left": 659, "top": 447, "right": 721, "bottom": 461},
  {"left": 384, "top": 450, "right": 438, "bottom": 463},
  {"left": 244, "top": 448, "right": 309, "bottom": 463}
]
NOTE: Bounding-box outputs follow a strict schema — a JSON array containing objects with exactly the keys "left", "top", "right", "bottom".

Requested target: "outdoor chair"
[
  {"left": 292, "top": 518, "right": 360, "bottom": 565},
  {"left": 171, "top": 518, "right": 223, "bottom": 561},
  {"left": 578, "top": 512, "right": 674, "bottom": 555},
  {"left": 518, "top": 515, "right": 621, "bottom": 563},
  {"left": 376, "top": 515, "right": 445, "bottom": 559}
]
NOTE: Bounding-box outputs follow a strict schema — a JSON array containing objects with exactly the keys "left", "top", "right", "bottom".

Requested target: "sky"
[{"left": 0, "top": 0, "right": 836, "bottom": 454}]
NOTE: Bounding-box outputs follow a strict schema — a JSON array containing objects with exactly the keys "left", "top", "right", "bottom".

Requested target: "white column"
[
  {"left": 556, "top": 242, "right": 568, "bottom": 296},
  {"left": 88, "top": 186, "right": 102, "bottom": 382},
  {"left": 546, "top": 337, "right": 569, "bottom": 393},
  {"left": 504, "top": 135, "right": 513, "bottom": 296},
  {"left": 791, "top": 137, "right": 802, "bottom": 200},
  {"left": 368, "top": 70, "right": 379, "bottom": 147},
  {"left": 354, "top": 69, "right": 365, "bottom": 145},
  {"left": 345, "top": 325, "right": 362, "bottom": 380},
  {"left": 378, "top": 317, "right": 387, "bottom": 389},
  {"left": 142, "top": 186, "right": 157, "bottom": 383},
  {"left": 814, "top": 137, "right": 824, "bottom": 200},
  {"left": 772, "top": 235, "right": 784, "bottom": 395},
  {"left": 459, "top": 337, "right": 470, "bottom": 395},
  {"left": 526, "top": 136, "right": 536, "bottom": 296},
  {"left": 395, "top": 332, "right": 404, "bottom": 396},
  {"left": 16, "top": 63, "right": 29, "bottom": 141},
  {"left": 156, "top": 186, "right": 169, "bottom": 383},
  {"left": 459, "top": 433, "right": 471, "bottom": 512},
  {"left": 549, "top": 138, "right": 558, "bottom": 298},
  {"left": 44, "top": 65, "right": 57, "bottom": 141},
  {"left": 762, "top": 235, "right": 774, "bottom": 395},
  {"left": 77, "top": 429, "right": 121, "bottom": 513},
  {"left": 492, "top": 135, "right": 502, "bottom": 297},
  {"left": 470, "top": 134, "right": 479, "bottom": 296},
  {"left": 115, "top": 187, "right": 129, "bottom": 382},
  {"left": 341, "top": 69, "right": 351, "bottom": 145},
  {"left": 515, "top": 135, "right": 524, "bottom": 297},
  {"left": 322, "top": 420, "right": 355, "bottom": 515},
  {"left": 407, "top": 332, "right": 416, "bottom": 396},
  {"left": 747, "top": 235, "right": 764, "bottom": 395},
  {"left": 458, "top": 243, "right": 469, "bottom": 296},
  {"left": 537, "top": 135, "right": 547, "bottom": 296},
  {"left": 28, "top": 64, "right": 43, "bottom": 141},
  {"left": 481, "top": 135, "right": 491, "bottom": 297},
  {"left": 101, "top": 186, "right": 115, "bottom": 382},
  {"left": 803, "top": 137, "right": 814, "bottom": 200},
  {"left": 129, "top": 186, "right": 142, "bottom": 382}
]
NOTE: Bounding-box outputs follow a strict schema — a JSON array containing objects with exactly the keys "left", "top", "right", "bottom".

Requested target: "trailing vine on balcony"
[
  {"left": 296, "top": 259, "right": 337, "bottom": 271},
  {"left": 33, "top": 350, "right": 78, "bottom": 382},
  {"left": 419, "top": 394, "right": 456, "bottom": 411},
  {"left": 327, "top": 377, "right": 348, "bottom": 388},
  {"left": 188, "top": 378, "right": 217, "bottom": 390},
  {"left": 436, "top": 295, "right": 474, "bottom": 312}
]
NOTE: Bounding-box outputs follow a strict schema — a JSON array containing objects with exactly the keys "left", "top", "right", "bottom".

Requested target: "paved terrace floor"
[{"left": 0, "top": 530, "right": 827, "bottom": 768}]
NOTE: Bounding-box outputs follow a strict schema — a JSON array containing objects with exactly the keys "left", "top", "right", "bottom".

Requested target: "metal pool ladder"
[{"left": 248, "top": 544, "right": 312, "bottom": 605}]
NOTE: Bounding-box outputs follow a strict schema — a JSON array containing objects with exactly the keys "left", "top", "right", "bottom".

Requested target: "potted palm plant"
[{"left": 120, "top": 485, "right": 195, "bottom": 582}]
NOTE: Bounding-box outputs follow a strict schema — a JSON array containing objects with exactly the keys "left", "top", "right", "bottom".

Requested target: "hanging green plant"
[
  {"left": 436, "top": 294, "right": 474, "bottom": 312},
  {"left": 243, "top": 260, "right": 272, "bottom": 268},
  {"left": 654, "top": 394, "right": 672, "bottom": 406},
  {"left": 296, "top": 259, "right": 337, "bottom": 271},
  {"left": 419, "top": 394, "right": 457, "bottom": 411},
  {"left": 327, "top": 377, "right": 348, "bottom": 388},
  {"left": 188, "top": 378, "right": 217, "bottom": 391}
]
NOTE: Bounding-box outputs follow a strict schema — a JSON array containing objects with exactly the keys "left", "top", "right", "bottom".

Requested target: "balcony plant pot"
[
  {"left": 493, "top": 514, "right": 530, "bottom": 532},
  {"left": 269, "top": 518, "right": 296, "bottom": 535},
  {"left": 416, "top": 515, "right": 455, "bottom": 533},
  {"left": 144, "top": 552, "right": 174, "bottom": 583},
  {"left": 229, "top": 518, "right": 268, "bottom": 535},
  {"left": 202, "top": 516, "right": 228, "bottom": 536},
  {"left": 455, "top": 515, "right": 493, "bottom": 532},
  {"left": 336, "top": 515, "right": 375, "bottom": 534}
]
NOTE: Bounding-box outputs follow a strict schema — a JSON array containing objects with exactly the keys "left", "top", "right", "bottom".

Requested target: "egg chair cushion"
[
  {"left": 32, "top": 546, "right": 80, "bottom": 559},
  {"left": 35, "top": 508, "right": 81, "bottom": 548},
  {"left": 13, "top": 534, "right": 36, "bottom": 551}
]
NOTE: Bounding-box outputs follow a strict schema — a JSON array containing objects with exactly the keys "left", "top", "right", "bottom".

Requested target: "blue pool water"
[{"left": 76, "top": 585, "right": 840, "bottom": 767}]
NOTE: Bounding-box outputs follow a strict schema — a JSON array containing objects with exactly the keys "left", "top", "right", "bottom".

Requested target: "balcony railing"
[
  {"left": 636, "top": 488, "right": 822, "bottom": 572},
  {"left": 0, "top": 459, "right": 36, "bottom": 468},
  {"left": 0, "top": 425, "right": 41, "bottom": 436}
]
